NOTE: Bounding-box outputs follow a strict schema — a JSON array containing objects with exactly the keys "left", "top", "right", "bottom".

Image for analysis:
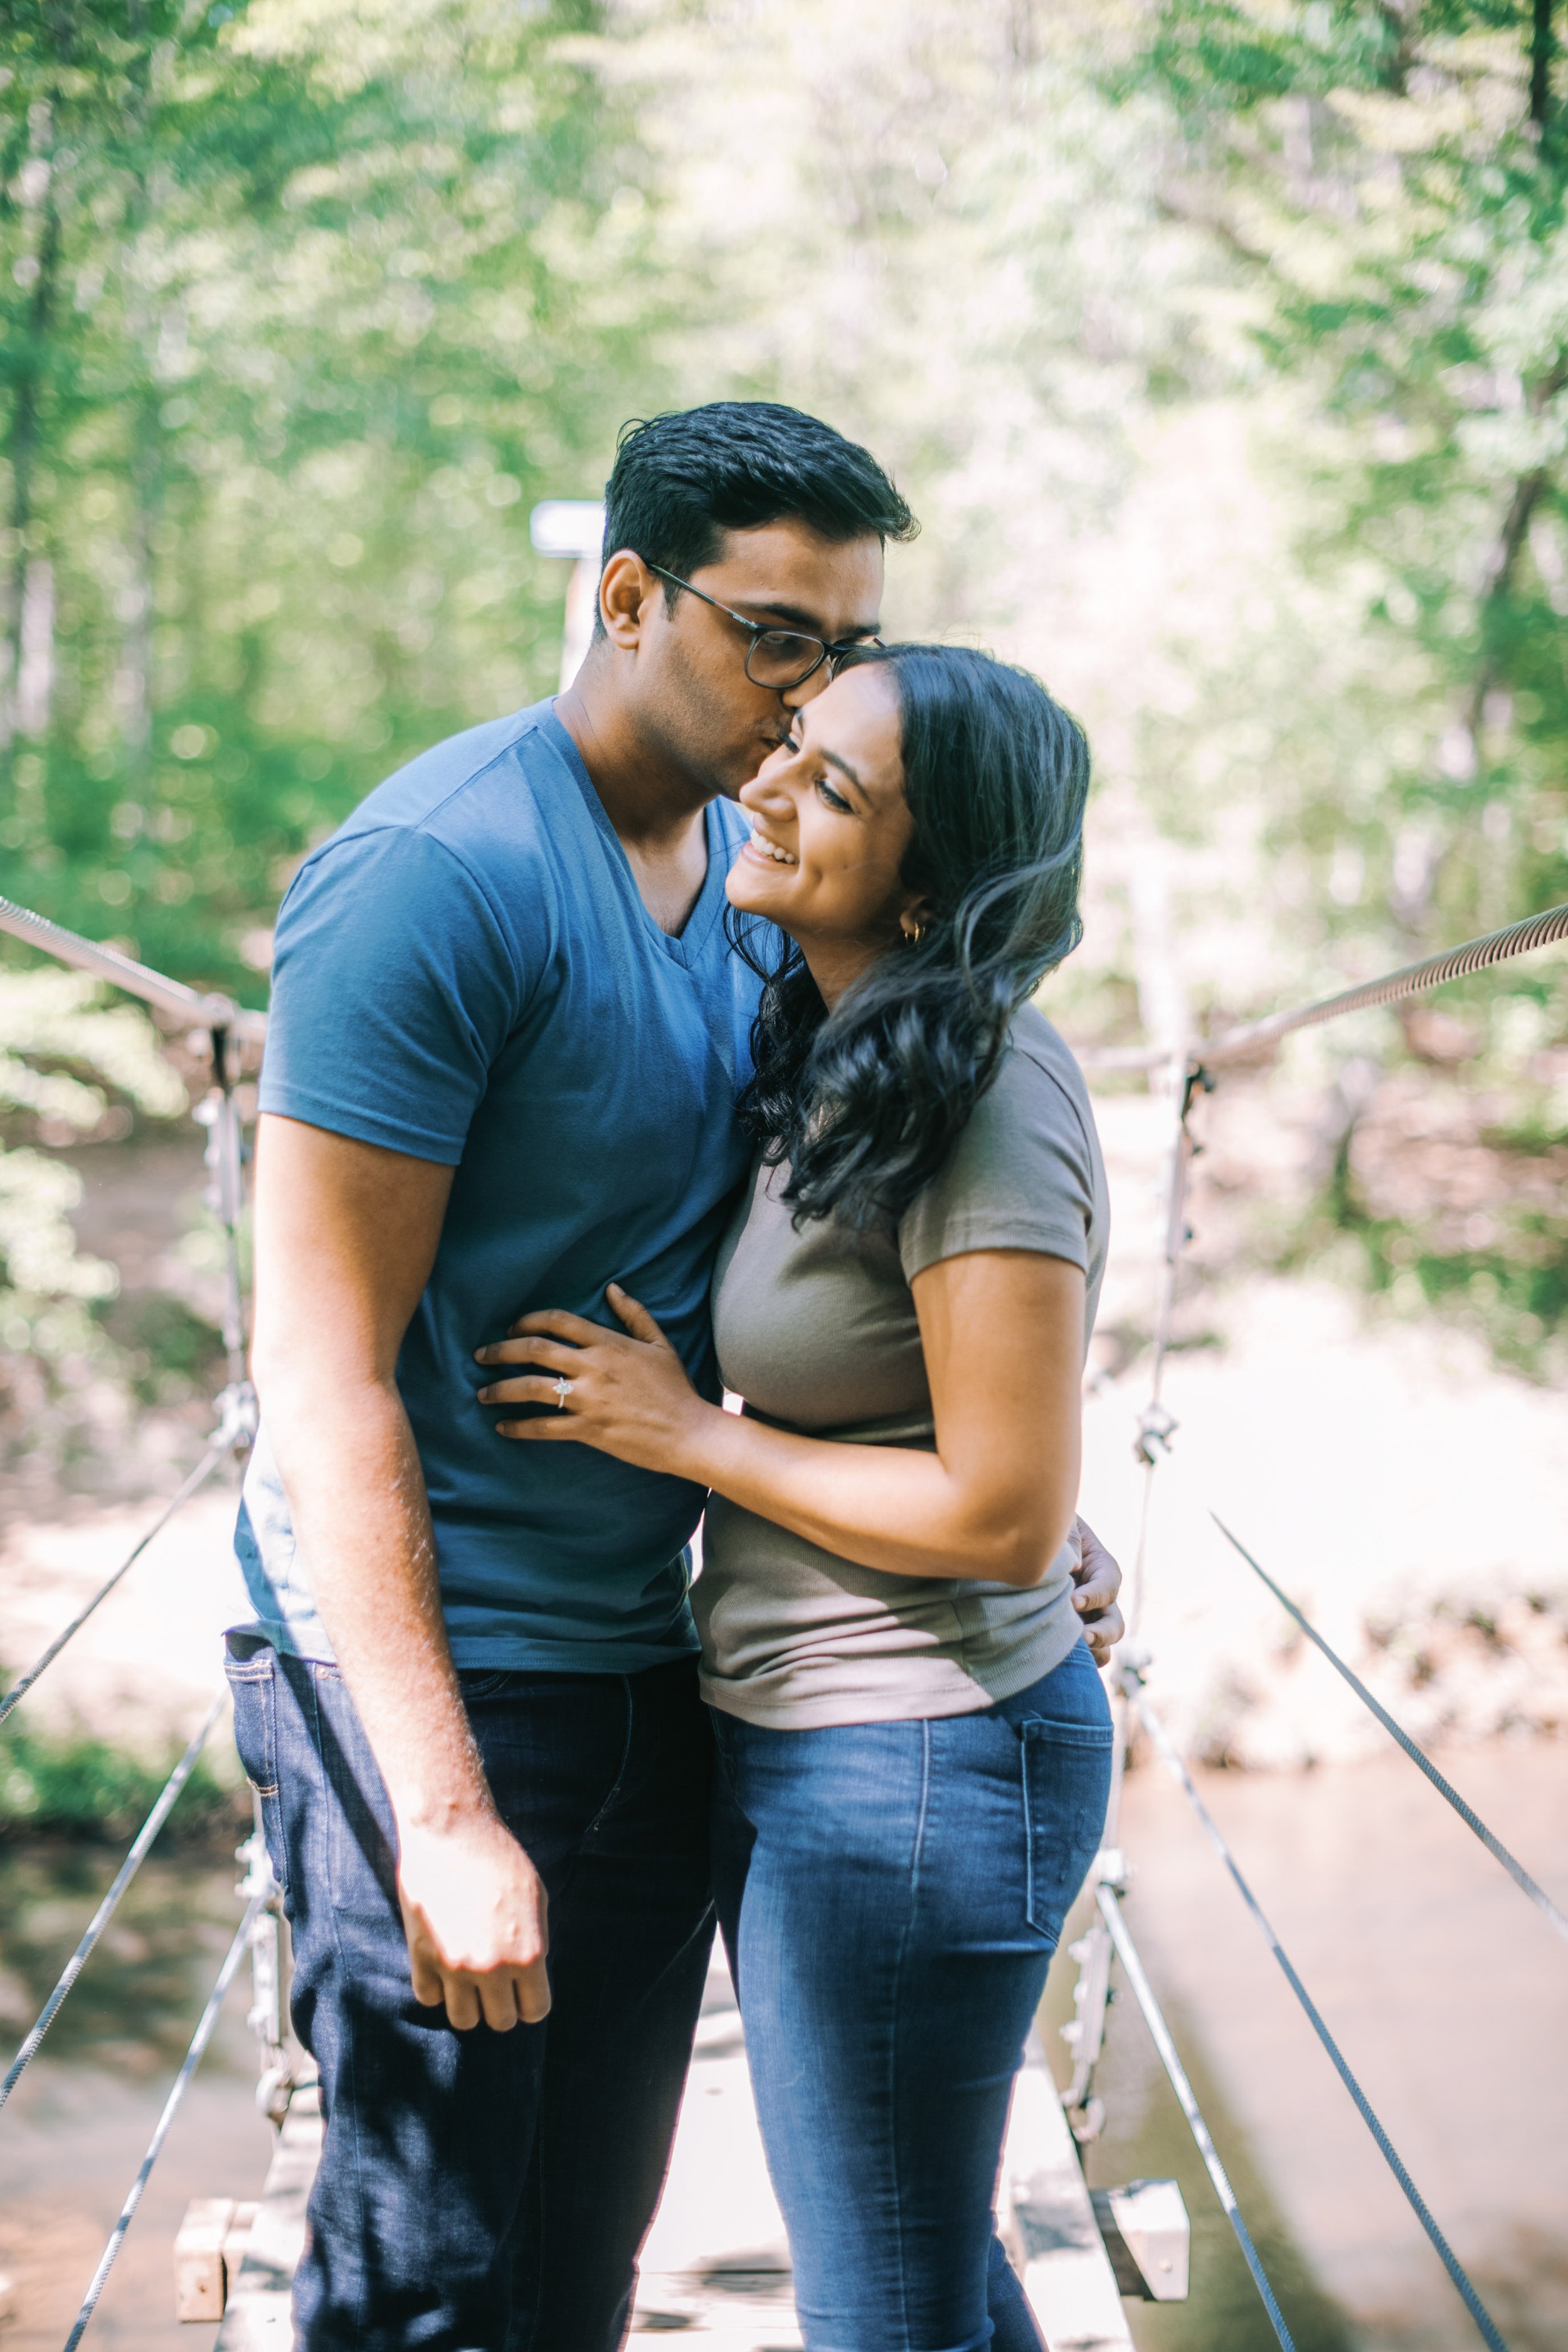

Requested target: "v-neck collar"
[{"left": 543, "top": 705, "right": 727, "bottom": 967}]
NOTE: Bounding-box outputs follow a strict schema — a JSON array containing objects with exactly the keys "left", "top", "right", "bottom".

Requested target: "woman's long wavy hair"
[{"left": 732, "top": 642, "right": 1091, "bottom": 1230}]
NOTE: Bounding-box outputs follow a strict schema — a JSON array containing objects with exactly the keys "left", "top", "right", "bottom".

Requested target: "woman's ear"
[{"left": 898, "top": 894, "right": 933, "bottom": 945}]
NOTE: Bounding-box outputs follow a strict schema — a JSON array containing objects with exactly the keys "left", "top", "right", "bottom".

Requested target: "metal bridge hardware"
[
  {"left": 1, "top": 887, "right": 1564, "bottom": 2346},
  {"left": 1057, "top": 897, "right": 1567, "bottom": 2351},
  {"left": 1129, "top": 1676, "right": 1511, "bottom": 2352}
]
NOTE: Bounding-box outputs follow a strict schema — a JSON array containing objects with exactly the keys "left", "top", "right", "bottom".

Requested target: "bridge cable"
[
  {"left": 1128, "top": 1678, "right": 1512, "bottom": 2352},
  {"left": 60, "top": 1892, "right": 264, "bottom": 2351},
  {"left": 1075, "top": 898, "right": 1568, "bottom": 1074},
  {"left": 0, "top": 891, "right": 263, "bottom": 1039},
  {"left": 1211, "top": 1515, "right": 1568, "bottom": 1948},
  {"left": 1094, "top": 1880, "right": 1296, "bottom": 2350},
  {"left": 0, "top": 1693, "right": 228, "bottom": 2111},
  {"left": 0, "top": 1439, "right": 229, "bottom": 1730}
]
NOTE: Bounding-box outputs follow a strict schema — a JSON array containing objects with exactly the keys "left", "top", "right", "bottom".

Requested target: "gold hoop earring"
[{"left": 904, "top": 918, "right": 926, "bottom": 946}]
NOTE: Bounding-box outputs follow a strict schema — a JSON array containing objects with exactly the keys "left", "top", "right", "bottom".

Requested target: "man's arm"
[{"left": 250, "top": 1112, "right": 550, "bottom": 2030}]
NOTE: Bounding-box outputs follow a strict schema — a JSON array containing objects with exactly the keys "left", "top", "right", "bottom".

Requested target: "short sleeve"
[
  {"left": 898, "top": 1044, "right": 1097, "bottom": 1285},
  {"left": 258, "top": 826, "right": 530, "bottom": 1165}
]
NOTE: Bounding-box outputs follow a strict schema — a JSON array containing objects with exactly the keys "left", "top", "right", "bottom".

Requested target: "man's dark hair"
[{"left": 600, "top": 402, "right": 917, "bottom": 606}]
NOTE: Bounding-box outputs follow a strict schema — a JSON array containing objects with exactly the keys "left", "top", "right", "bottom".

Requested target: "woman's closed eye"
[{"left": 815, "top": 774, "right": 853, "bottom": 814}]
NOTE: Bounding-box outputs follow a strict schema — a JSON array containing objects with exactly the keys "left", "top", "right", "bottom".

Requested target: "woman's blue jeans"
[{"left": 711, "top": 1639, "right": 1113, "bottom": 2352}]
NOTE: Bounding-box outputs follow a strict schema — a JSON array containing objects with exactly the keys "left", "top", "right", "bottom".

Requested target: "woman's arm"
[{"left": 475, "top": 1248, "right": 1084, "bottom": 1591}]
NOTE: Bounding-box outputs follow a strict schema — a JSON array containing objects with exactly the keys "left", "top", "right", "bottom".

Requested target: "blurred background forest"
[{"left": 1, "top": 0, "right": 1567, "bottom": 1469}]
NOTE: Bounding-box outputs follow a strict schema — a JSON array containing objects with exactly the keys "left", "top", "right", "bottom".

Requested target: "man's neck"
[
  {"left": 554, "top": 657, "right": 711, "bottom": 937},
  {"left": 554, "top": 657, "right": 709, "bottom": 855}
]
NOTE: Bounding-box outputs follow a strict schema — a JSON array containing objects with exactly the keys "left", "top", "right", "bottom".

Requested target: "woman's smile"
[
  {"left": 724, "top": 664, "right": 919, "bottom": 1007},
  {"left": 743, "top": 825, "right": 799, "bottom": 867}
]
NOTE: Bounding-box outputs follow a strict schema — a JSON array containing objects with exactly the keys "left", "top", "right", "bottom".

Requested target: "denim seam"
[
  {"left": 580, "top": 1675, "right": 637, "bottom": 1841},
  {"left": 307, "top": 1665, "right": 373, "bottom": 2344},
  {"left": 887, "top": 1720, "right": 932, "bottom": 2352}
]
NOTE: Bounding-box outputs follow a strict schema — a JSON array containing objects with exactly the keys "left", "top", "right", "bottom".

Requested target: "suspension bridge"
[{"left": 1, "top": 882, "right": 1565, "bottom": 2349}]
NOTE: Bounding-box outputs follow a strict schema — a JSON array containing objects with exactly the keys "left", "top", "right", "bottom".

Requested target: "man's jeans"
[
  {"left": 226, "top": 1638, "right": 715, "bottom": 2352},
  {"left": 711, "top": 1641, "right": 1113, "bottom": 2352}
]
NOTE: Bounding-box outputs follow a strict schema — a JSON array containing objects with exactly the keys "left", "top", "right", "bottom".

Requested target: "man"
[{"left": 231, "top": 401, "right": 1121, "bottom": 2351}]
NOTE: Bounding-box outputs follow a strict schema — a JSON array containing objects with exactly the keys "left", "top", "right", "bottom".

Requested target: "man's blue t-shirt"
[{"left": 235, "top": 701, "right": 764, "bottom": 1672}]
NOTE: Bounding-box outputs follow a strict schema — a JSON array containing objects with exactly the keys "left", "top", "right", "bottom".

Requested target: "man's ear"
[{"left": 598, "top": 551, "right": 659, "bottom": 651}]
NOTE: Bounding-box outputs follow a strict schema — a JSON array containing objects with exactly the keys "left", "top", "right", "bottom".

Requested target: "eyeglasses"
[{"left": 646, "top": 563, "right": 881, "bottom": 691}]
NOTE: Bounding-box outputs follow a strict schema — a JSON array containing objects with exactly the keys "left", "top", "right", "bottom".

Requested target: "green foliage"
[
  {"left": 0, "top": 1716, "right": 244, "bottom": 1842},
  {"left": 0, "top": 967, "right": 183, "bottom": 1347},
  {"left": 0, "top": 0, "right": 1561, "bottom": 1387},
  {"left": 1130, "top": 0, "right": 1568, "bottom": 953},
  {"left": 0, "top": 0, "right": 660, "bottom": 993},
  {"left": 0, "top": 969, "right": 192, "bottom": 1469}
]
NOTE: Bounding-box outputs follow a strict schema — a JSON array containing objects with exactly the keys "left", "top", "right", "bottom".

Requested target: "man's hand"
[
  {"left": 396, "top": 1811, "right": 552, "bottom": 2031},
  {"left": 1072, "top": 1515, "right": 1125, "bottom": 1668}
]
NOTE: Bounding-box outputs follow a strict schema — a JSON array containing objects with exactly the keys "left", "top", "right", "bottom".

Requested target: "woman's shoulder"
[
  {"left": 896, "top": 1000, "right": 1106, "bottom": 1283},
  {"left": 972, "top": 1000, "right": 1099, "bottom": 1162}
]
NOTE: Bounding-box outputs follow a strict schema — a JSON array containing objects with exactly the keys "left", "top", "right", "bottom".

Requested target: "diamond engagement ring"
[{"left": 554, "top": 1374, "right": 573, "bottom": 1410}]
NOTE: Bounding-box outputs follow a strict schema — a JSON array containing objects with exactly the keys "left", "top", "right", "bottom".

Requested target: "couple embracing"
[{"left": 229, "top": 400, "right": 1125, "bottom": 2352}]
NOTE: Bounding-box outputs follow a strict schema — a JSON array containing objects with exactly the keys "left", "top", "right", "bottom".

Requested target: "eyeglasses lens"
[{"left": 746, "top": 631, "right": 824, "bottom": 690}]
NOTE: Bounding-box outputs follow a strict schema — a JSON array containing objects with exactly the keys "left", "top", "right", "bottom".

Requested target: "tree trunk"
[
  {"left": 1531, "top": 0, "right": 1554, "bottom": 132},
  {"left": 16, "top": 556, "right": 55, "bottom": 738},
  {"left": 1, "top": 112, "right": 60, "bottom": 768}
]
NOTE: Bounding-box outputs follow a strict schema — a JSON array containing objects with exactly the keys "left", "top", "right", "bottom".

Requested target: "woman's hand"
[{"left": 475, "top": 1284, "right": 714, "bottom": 1475}]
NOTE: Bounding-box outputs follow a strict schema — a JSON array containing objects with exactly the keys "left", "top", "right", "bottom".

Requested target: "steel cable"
[
  {"left": 1197, "top": 898, "right": 1568, "bottom": 1068},
  {"left": 1076, "top": 898, "right": 1568, "bottom": 1074},
  {"left": 1129, "top": 1681, "right": 1511, "bottom": 2352},
  {"left": 0, "top": 893, "right": 263, "bottom": 1040},
  {"left": 60, "top": 1894, "right": 264, "bottom": 2351},
  {"left": 1095, "top": 1882, "right": 1296, "bottom": 2351},
  {"left": 0, "top": 1440, "right": 230, "bottom": 1730},
  {"left": 1212, "top": 1515, "right": 1568, "bottom": 1947},
  {"left": 0, "top": 1693, "right": 228, "bottom": 2111}
]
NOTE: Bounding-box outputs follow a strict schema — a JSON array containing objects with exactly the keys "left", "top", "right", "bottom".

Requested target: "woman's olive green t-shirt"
[{"left": 694, "top": 1002, "right": 1109, "bottom": 1729}]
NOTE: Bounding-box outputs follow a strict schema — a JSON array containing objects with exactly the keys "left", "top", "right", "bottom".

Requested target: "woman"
[{"left": 475, "top": 644, "right": 1113, "bottom": 2352}]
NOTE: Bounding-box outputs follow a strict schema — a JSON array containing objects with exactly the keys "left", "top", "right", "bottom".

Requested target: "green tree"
[
  {"left": 0, "top": 0, "right": 657, "bottom": 993},
  {"left": 1128, "top": 0, "right": 1568, "bottom": 950}
]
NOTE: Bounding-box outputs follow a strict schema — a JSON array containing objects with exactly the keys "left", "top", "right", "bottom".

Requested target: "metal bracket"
[
  {"left": 1133, "top": 1402, "right": 1178, "bottom": 1467},
  {"left": 1060, "top": 1848, "right": 1130, "bottom": 2141},
  {"left": 236, "top": 1795, "right": 295, "bottom": 2129}
]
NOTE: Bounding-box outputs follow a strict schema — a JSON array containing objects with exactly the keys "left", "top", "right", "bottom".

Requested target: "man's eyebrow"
[{"left": 732, "top": 595, "right": 882, "bottom": 640}]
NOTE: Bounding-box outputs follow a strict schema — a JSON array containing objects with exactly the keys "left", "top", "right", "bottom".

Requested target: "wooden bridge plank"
[{"left": 211, "top": 1969, "right": 1130, "bottom": 2349}]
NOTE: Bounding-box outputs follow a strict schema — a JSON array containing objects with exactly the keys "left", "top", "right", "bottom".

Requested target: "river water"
[{"left": 1, "top": 1739, "right": 1565, "bottom": 2351}]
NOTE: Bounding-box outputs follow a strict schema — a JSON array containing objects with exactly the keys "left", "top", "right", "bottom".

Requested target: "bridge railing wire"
[
  {"left": 1093, "top": 1870, "right": 1298, "bottom": 2352},
  {"left": 4, "top": 891, "right": 1566, "bottom": 2342},
  {"left": 1066, "top": 895, "right": 1568, "bottom": 2352},
  {"left": 1210, "top": 1516, "right": 1568, "bottom": 1947},
  {"left": 60, "top": 1892, "right": 266, "bottom": 2352},
  {"left": 0, "top": 1442, "right": 230, "bottom": 1731},
  {"left": 1127, "top": 1675, "right": 1510, "bottom": 2352},
  {"left": 1, "top": 896, "right": 284, "bottom": 2344},
  {"left": 0, "top": 1693, "right": 230, "bottom": 2109}
]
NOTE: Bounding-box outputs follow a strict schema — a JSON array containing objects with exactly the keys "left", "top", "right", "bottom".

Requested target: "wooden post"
[{"left": 174, "top": 2199, "right": 235, "bottom": 2322}]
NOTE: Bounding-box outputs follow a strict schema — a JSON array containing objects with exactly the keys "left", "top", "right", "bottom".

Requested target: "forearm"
[
  {"left": 262, "top": 1370, "right": 495, "bottom": 1831},
  {"left": 680, "top": 1404, "right": 1078, "bottom": 1589}
]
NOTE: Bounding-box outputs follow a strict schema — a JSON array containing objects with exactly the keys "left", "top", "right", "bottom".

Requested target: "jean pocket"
[
  {"left": 457, "top": 1668, "right": 514, "bottom": 1702},
  {"left": 1020, "top": 1716, "right": 1113, "bottom": 1944},
  {"left": 225, "top": 1651, "right": 287, "bottom": 1899}
]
